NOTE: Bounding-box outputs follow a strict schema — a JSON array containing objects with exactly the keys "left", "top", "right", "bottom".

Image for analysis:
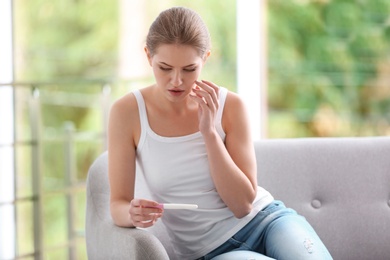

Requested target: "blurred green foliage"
[
  {"left": 268, "top": 0, "right": 390, "bottom": 137},
  {"left": 15, "top": 0, "right": 119, "bottom": 81}
]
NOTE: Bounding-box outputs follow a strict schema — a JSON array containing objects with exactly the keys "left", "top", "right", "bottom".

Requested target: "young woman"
[{"left": 108, "top": 6, "right": 332, "bottom": 260}]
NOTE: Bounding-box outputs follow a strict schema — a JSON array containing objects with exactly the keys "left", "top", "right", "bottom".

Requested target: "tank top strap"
[
  {"left": 133, "top": 89, "right": 148, "bottom": 149},
  {"left": 215, "top": 87, "right": 228, "bottom": 140}
]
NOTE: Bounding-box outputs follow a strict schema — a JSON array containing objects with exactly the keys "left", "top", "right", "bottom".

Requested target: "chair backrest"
[{"left": 255, "top": 137, "right": 390, "bottom": 260}]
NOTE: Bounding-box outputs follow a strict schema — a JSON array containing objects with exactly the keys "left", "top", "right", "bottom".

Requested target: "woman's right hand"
[{"left": 129, "top": 199, "right": 164, "bottom": 228}]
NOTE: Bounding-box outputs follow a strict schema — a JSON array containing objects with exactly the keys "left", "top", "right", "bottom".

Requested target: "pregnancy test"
[{"left": 155, "top": 203, "right": 198, "bottom": 210}]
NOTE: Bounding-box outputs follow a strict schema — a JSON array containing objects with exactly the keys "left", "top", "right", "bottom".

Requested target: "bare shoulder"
[
  {"left": 109, "top": 91, "right": 141, "bottom": 146},
  {"left": 222, "top": 91, "right": 248, "bottom": 131},
  {"left": 224, "top": 91, "right": 245, "bottom": 110},
  {"left": 110, "top": 92, "right": 139, "bottom": 124}
]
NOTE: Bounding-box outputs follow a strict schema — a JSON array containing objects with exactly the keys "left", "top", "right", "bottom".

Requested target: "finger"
[
  {"left": 201, "top": 80, "right": 220, "bottom": 94},
  {"left": 132, "top": 198, "right": 160, "bottom": 208},
  {"left": 130, "top": 199, "right": 163, "bottom": 217},
  {"left": 132, "top": 206, "right": 163, "bottom": 217},
  {"left": 132, "top": 212, "right": 162, "bottom": 223},
  {"left": 195, "top": 80, "right": 218, "bottom": 98},
  {"left": 131, "top": 199, "right": 161, "bottom": 211},
  {"left": 131, "top": 211, "right": 163, "bottom": 228},
  {"left": 192, "top": 88, "right": 218, "bottom": 112},
  {"left": 196, "top": 79, "right": 219, "bottom": 93},
  {"left": 196, "top": 80, "right": 219, "bottom": 98},
  {"left": 134, "top": 219, "right": 155, "bottom": 228},
  {"left": 190, "top": 93, "right": 209, "bottom": 111},
  {"left": 142, "top": 216, "right": 161, "bottom": 227},
  {"left": 192, "top": 88, "right": 212, "bottom": 107},
  {"left": 195, "top": 80, "right": 219, "bottom": 109}
]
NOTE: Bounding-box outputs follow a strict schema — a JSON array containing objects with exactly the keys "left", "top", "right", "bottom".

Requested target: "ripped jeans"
[{"left": 201, "top": 201, "right": 332, "bottom": 260}]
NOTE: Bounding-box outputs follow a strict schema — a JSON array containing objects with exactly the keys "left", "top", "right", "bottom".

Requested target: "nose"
[{"left": 171, "top": 70, "right": 183, "bottom": 87}]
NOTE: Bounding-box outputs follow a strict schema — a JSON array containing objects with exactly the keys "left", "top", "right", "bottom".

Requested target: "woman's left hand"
[{"left": 190, "top": 80, "right": 219, "bottom": 136}]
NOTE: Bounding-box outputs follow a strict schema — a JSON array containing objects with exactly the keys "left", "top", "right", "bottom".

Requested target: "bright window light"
[{"left": 237, "top": 0, "right": 267, "bottom": 139}]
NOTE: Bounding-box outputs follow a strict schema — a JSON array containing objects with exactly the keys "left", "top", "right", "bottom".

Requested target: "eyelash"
[
  {"left": 184, "top": 68, "right": 197, "bottom": 72},
  {"left": 159, "top": 67, "right": 196, "bottom": 72},
  {"left": 159, "top": 67, "right": 171, "bottom": 71}
]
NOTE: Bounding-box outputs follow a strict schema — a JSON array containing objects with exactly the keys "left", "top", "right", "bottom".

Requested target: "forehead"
[{"left": 152, "top": 44, "right": 203, "bottom": 66}]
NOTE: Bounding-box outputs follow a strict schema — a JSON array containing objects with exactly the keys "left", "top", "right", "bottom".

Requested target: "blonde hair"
[{"left": 146, "top": 7, "right": 211, "bottom": 58}]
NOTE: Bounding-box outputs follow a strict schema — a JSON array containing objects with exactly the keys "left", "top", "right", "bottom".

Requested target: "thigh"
[
  {"left": 264, "top": 212, "right": 332, "bottom": 260},
  {"left": 201, "top": 202, "right": 281, "bottom": 260},
  {"left": 211, "top": 251, "right": 274, "bottom": 260}
]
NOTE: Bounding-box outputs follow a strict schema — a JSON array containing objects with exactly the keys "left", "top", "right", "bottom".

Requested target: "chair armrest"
[
  {"left": 86, "top": 218, "right": 169, "bottom": 260},
  {"left": 85, "top": 151, "right": 170, "bottom": 259}
]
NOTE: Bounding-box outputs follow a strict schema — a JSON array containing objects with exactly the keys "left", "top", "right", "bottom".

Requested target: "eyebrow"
[{"left": 158, "top": 62, "right": 197, "bottom": 68}]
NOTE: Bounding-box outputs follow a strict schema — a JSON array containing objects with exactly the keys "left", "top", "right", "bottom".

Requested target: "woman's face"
[{"left": 146, "top": 44, "right": 209, "bottom": 102}]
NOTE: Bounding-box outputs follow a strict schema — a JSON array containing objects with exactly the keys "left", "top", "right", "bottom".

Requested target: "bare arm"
[
  {"left": 191, "top": 81, "right": 257, "bottom": 218},
  {"left": 108, "top": 94, "right": 162, "bottom": 228}
]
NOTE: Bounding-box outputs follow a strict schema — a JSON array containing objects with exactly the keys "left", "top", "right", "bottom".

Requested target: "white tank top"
[{"left": 134, "top": 87, "right": 274, "bottom": 259}]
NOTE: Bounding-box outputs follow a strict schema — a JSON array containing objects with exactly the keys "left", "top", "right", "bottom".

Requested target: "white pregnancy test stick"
[{"left": 158, "top": 203, "right": 198, "bottom": 210}]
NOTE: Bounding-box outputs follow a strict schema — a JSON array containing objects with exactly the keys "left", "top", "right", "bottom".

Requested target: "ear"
[
  {"left": 203, "top": 50, "right": 211, "bottom": 63},
  {"left": 144, "top": 46, "right": 152, "bottom": 66}
]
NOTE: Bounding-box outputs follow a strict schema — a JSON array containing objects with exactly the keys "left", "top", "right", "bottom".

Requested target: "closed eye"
[
  {"left": 159, "top": 66, "right": 171, "bottom": 71},
  {"left": 184, "top": 68, "right": 197, "bottom": 72},
  {"left": 159, "top": 67, "right": 196, "bottom": 72}
]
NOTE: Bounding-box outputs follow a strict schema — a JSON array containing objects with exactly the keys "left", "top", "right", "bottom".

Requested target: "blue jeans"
[{"left": 200, "top": 201, "right": 332, "bottom": 260}]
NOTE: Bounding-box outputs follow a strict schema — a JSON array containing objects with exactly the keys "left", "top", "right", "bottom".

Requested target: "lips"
[{"left": 168, "top": 89, "right": 185, "bottom": 96}]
